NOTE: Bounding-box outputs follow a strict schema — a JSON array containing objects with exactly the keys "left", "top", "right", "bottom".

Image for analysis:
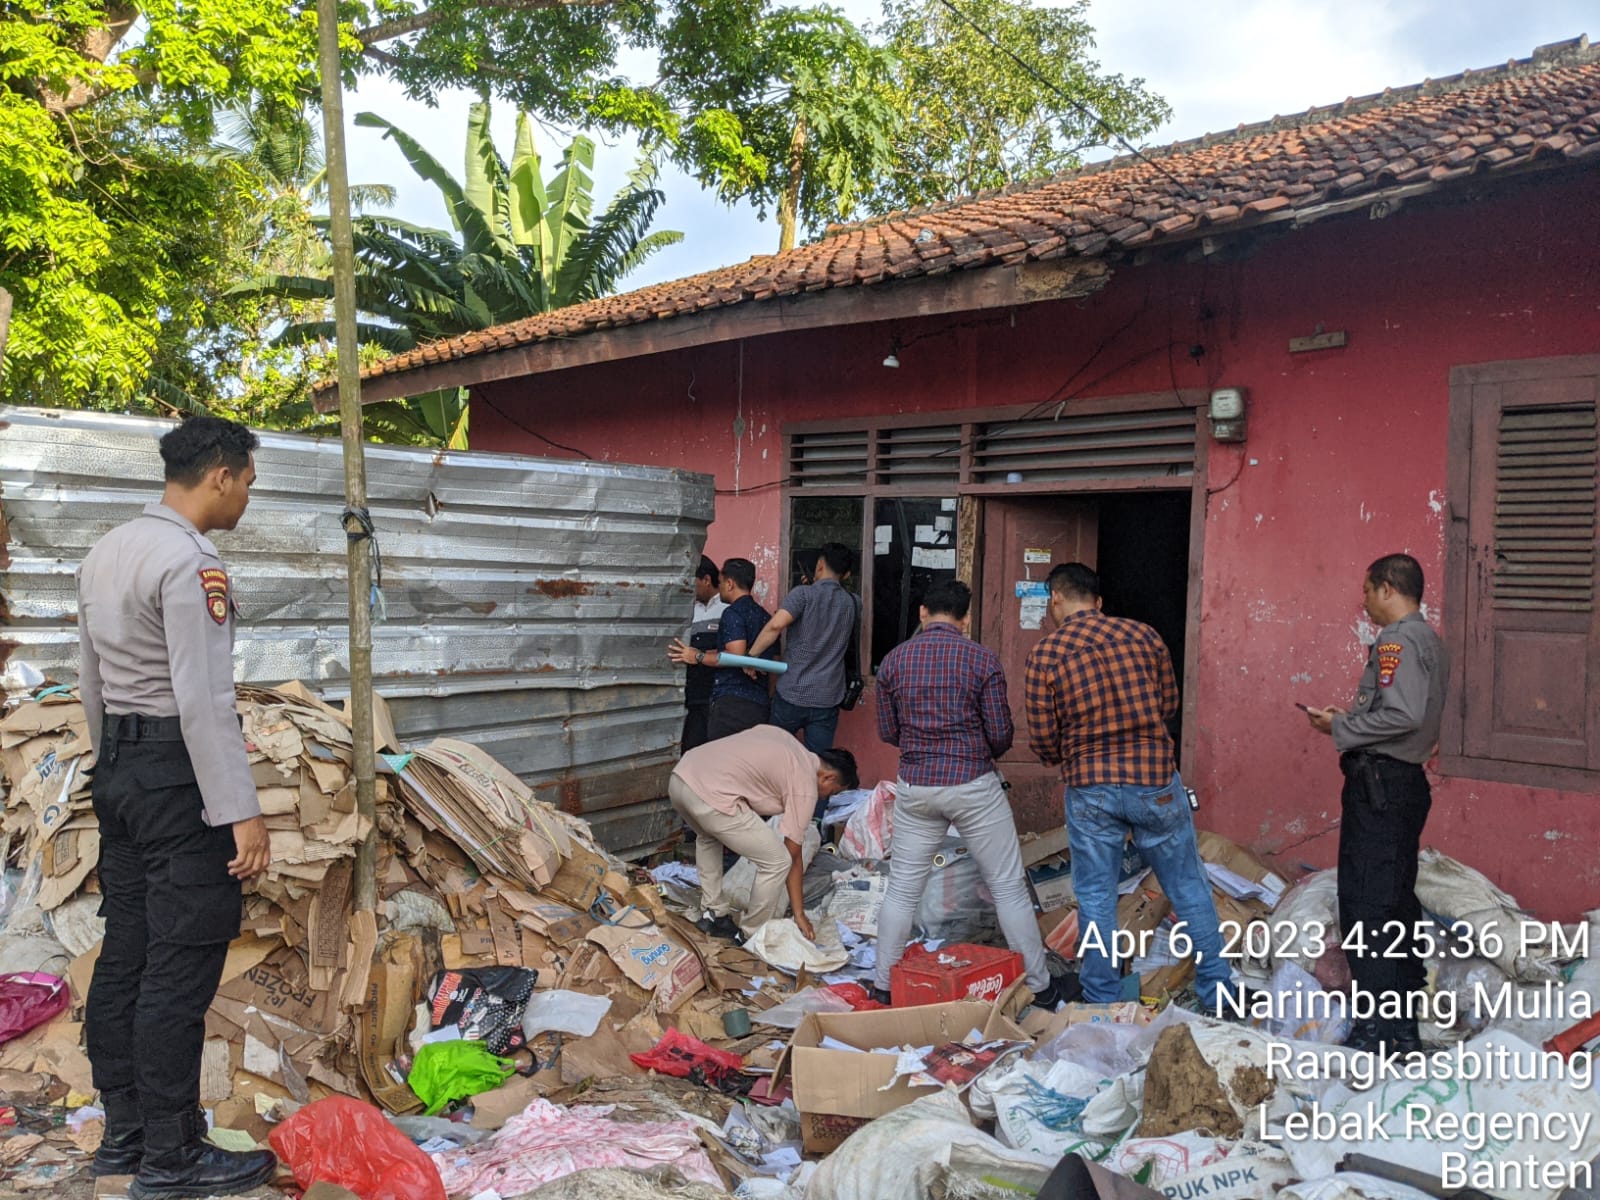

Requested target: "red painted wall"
[{"left": 476, "top": 171, "right": 1600, "bottom": 919}]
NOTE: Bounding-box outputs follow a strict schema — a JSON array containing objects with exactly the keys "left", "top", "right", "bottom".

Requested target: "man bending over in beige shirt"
[{"left": 671, "top": 726, "right": 857, "bottom": 941}]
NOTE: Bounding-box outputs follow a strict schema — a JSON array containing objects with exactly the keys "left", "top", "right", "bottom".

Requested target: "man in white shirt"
[{"left": 681, "top": 555, "right": 728, "bottom": 752}]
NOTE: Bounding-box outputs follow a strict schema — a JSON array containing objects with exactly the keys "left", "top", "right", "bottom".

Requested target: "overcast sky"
[{"left": 341, "top": 1, "right": 1593, "bottom": 290}]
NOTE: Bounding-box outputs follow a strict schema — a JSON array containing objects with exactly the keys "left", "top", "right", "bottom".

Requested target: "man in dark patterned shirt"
[
  {"left": 871, "top": 580, "right": 1065, "bottom": 1009},
  {"left": 1024, "top": 563, "right": 1232, "bottom": 1011}
]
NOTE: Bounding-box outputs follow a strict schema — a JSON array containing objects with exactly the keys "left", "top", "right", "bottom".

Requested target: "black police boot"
[
  {"left": 90, "top": 1088, "right": 143, "bottom": 1177},
  {"left": 129, "top": 1109, "right": 276, "bottom": 1200}
]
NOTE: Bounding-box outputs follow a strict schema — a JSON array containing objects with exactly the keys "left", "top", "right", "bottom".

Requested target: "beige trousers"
[{"left": 668, "top": 774, "right": 791, "bottom": 934}]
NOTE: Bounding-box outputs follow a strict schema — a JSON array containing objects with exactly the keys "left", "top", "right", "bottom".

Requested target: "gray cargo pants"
[{"left": 873, "top": 771, "right": 1048, "bottom": 991}]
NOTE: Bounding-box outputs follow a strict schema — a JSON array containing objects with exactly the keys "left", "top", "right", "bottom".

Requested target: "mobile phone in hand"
[{"left": 1294, "top": 702, "right": 1314, "bottom": 713}]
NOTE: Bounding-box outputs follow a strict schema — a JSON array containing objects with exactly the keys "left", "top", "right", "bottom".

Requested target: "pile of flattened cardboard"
[
  {"left": 0, "top": 687, "right": 731, "bottom": 1123},
  {"left": 0, "top": 694, "right": 95, "bottom": 913}
]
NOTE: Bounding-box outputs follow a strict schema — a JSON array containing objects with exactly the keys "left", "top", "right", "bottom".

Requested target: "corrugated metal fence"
[{"left": 0, "top": 406, "right": 713, "bottom": 856}]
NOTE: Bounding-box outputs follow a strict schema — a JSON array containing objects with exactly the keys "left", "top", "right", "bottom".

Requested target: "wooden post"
[
  {"left": 316, "top": 0, "right": 378, "bottom": 912},
  {"left": 0, "top": 288, "right": 12, "bottom": 378}
]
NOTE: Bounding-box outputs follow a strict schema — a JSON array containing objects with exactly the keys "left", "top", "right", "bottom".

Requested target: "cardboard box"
[
  {"left": 352, "top": 932, "right": 425, "bottom": 1114},
  {"left": 775, "top": 1000, "right": 1029, "bottom": 1153},
  {"left": 587, "top": 920, "right": 704, "bottom": 1012},
  {"left": 1024, "top": 999, "right": 1156, "bottom": 1042},
  {"left": 544, "top": 843, "right": 608, "bottom": 912},
  {"left": 1018, "top": 827, "right": 1069, "bottom": 869},
  {"left": 1031, "top": 871, "right": 1075, "bottom": 912},
  {"left": 1138, "top": 959, "right": 1195, "bottom": 997},
  {"left": 1196, "top": 830, "right": 1288, "bottom": 908},
  {"left": 1118, "top": 882, "right": 1171, "bottom": 941},
  {"left": 1212, "top": 890, "right": 1267, "bottom": 935}
]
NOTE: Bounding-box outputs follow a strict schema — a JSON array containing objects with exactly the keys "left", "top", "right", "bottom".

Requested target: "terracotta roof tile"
[{"left": 346, "top": 37, "right": 1600, "bottom": 391}]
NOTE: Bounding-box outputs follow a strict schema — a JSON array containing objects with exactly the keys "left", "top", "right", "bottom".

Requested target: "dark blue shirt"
[{"left": 715, "top": 595, "right": 779, "bottom": 703}]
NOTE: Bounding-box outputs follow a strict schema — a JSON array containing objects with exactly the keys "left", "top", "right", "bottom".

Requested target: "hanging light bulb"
[{"left": 882, "top": 339, "right": 901, "bottom": 368}]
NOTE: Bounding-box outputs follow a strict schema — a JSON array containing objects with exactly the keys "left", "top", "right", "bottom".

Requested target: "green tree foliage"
[
  {"left": 0, "top": 89, "right": 259, "bottom": 409},
  {"left": 1, "top": 0, "right": 314, "bottom": 407},
  {"left": 232, "top": 101, "right": 681, "bottom": 445},
  {"left": 237, "top": 101, "right": 681, "bottom": 347},
  {"left": 0, "top": 0, "right": 756, "bottom": 408},
  {"left": 671, "top": 6, "right": 899, "bottom": 250},
  {"left": 869, "top": 0, "right": 1170, "bottom": 212},
  {"left": 1, "top": 0, "right": 1168, "bottom": 412}
]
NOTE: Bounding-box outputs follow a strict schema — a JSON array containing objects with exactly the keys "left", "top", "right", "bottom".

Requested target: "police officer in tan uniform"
[
  {"left": 77, "top": 417, "right": 276, "bottom": 1198},
  {"left": 1306, "top": 552, "right": 1449, "bottom": 1058}
]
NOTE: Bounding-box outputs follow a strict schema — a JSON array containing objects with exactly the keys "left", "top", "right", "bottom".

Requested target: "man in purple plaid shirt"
[{"left": 869, "top": 580, "right": 1066, "bottom": 1009}]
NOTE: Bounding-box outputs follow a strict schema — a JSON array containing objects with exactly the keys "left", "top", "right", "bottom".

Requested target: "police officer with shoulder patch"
[
  {"left": 1306, "top": 552, "right": 1449, "bottom": 1058},
  {"left": 77, "top": 417, "right": 276, "bottom": 1198}
]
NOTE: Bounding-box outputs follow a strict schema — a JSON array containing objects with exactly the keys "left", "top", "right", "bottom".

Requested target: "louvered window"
[
  {"left": 789, "top": 430, "right": 868, "bottom": 488},
  {"left": 1444, "top": 358, "right": 1600, "bottom": 788},
  {"left": 1491, "top": 404, "right": 1595, "bottom": 612},
  {"left": 971, "top": 409, "right": 1195, "bottom": 484},
  {"left": 875, "top": 425, "right": 961, "bottom": 487}
]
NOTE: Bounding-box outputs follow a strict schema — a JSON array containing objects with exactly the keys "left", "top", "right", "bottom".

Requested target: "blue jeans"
[
  {"left": 770, "top": 695, "right": 839, "bottom": 753},
  {"left": 770, "top": 695, "right": 840, "bottom": 823},
  {"left": 1065, "top": 772, "right": 1232, "bottom": 1008}
]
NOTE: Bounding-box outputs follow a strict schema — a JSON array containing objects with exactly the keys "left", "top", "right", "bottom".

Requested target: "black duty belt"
[
  {"left": 1340, "top": 748, "right": 1423, "bottom": 771},
  {"left": 105, "top": 713, "right": 185, "bottom": 742}
]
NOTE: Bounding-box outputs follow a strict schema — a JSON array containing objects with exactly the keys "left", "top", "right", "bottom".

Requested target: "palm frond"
[
  {"left": 272, "top": 320, "right": 418, "bottom": 353},
  {"left": 554, "top": 162, "right": 680, "bottom": 304}
]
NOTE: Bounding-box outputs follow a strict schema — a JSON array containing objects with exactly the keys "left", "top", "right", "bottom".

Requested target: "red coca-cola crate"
[{"left": 890, "top": 943, "right": 1023, "bottom": 1007}]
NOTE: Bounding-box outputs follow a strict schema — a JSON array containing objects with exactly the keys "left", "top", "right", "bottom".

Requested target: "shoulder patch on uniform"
[
  {"left": 198, "top": 567, "right": 230, "bottom": 625},
  {"left": 1376, "top": 641, "right": 1403, "bottom": 687}
]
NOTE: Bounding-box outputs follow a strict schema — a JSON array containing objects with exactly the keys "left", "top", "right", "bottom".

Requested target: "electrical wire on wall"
[
  {"left": 1205, "top": 449, "right": 1248, "bottom": 498},
  {"left": 478, "top": 393, "right": 593, "bottom": 460}
]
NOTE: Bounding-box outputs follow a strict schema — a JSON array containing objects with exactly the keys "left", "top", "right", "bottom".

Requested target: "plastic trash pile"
[{"left": 4, "top": 688, "right": 1599, "bottom": 1200}]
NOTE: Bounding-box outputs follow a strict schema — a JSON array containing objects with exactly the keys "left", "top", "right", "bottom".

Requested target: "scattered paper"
[
  {"left": 1204, "top": 862, "right": 1284, "bottom": 907},
  {"left": 649, "top": 863, "right": 700, "bottom": 889},
  {"left": 818, "top": 1036, "right": 870, "bottom": 1053},
  {"left": 207, "top": 1128, "right": 261, "bottom": 1153}
]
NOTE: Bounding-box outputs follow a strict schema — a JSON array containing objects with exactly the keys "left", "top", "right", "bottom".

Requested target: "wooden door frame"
[
  {"left": 779, "top": 394, "right": 1210, "bottom": 772},
  {"left": 964, "top": 412, "right": 1210, "bottom": 776}
]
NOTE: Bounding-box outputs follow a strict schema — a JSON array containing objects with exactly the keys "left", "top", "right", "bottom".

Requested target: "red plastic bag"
[
  {"left": 629, "top": 1029, "right": 743, "bottom": 1083},
  {"left": 0, "top": 973, "right": 70, "bottom": 1046},
  {"left": 269, "top": 1096, "right": 446, "bottom": 1200},
  {"left": 825, "top": 982, "right": 887, "bottom": 1011}
]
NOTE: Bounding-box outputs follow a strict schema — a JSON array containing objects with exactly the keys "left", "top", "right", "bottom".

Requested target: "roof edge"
[
  {"left": 824, "top": 35, "right": 1596, "bottom": 237},
  {"left": 327, "top": 257, "right": 1113, "bottom": 406}
]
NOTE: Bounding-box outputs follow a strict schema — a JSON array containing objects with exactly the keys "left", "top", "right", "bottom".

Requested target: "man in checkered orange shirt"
[{"left": 1024, "top": 563, "right": 1234, "bottom": 1011}]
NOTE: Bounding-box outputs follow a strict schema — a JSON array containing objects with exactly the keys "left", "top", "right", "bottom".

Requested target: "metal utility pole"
[{"left": 316, "top": 0, "right": 378, "bottom": 912}]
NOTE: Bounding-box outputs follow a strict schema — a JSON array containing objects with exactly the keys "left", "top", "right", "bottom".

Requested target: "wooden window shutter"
[{"left": 1446, "top": 357, "right": 1600, "bottom": 787}]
